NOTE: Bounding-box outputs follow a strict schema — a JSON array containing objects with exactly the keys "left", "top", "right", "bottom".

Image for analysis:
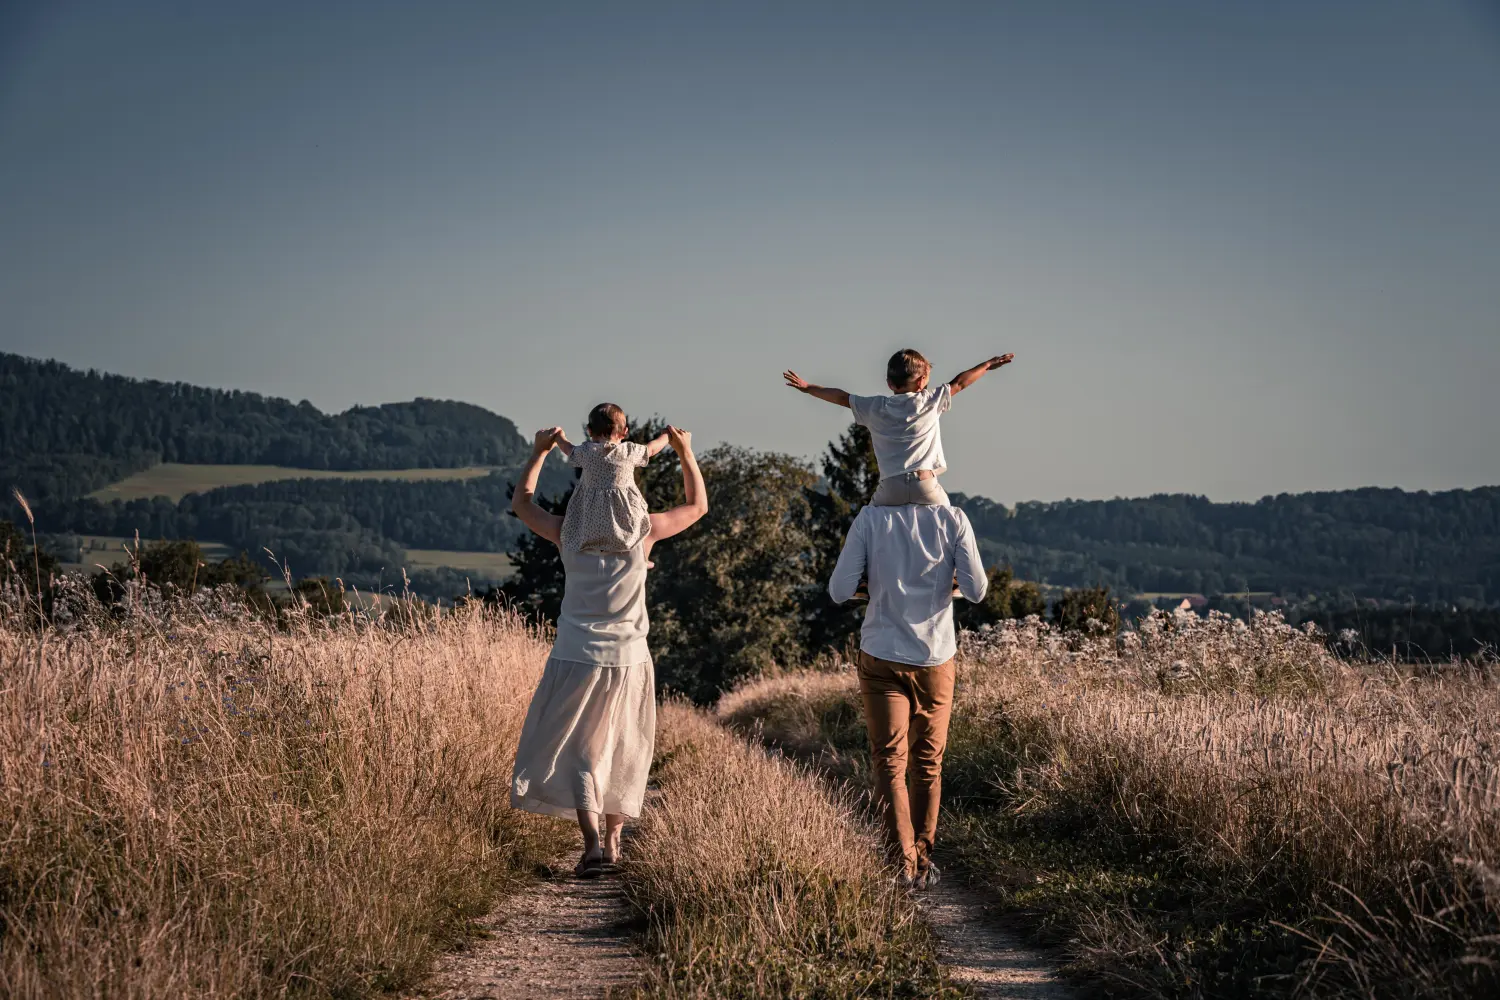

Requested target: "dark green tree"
[
  {"left": 803, "top": 424, "right": 880, "bottom": 653},
  {"left": 648, "top": 446, "right": 817, "bottom": 701},
  {"left": 1051, "top": 585, "right": 1122, "bottom": 633},
  {"left": 91, "top": 539, "right": 270, "bottom": 604},
  {"left": 954, "top": 565, "right": 1048, "bottom": 630},
  {"left": 0, "top": 518, "right": 59, "bottom": 595},
  {"left": 495, "top": 481, "right": 572, "bottom": 624}
]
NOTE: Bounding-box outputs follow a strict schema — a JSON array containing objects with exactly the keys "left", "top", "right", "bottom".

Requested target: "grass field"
[
  {"left": 0, "top": 597, "right": 567, "bottom": 997},
  {"left": 722, "top": 612, "right": 1500, "bottom": 999},
  {"left": 89, "top": 462, "right": 498, "bottom": 502},
  {"left": 401, "top": 548, "right": 514, "bottom": 579},
  {"left": 0, "top": 583, "right": 950, "bottom": 998},
  {"left": 51, "top": 536, "right": 514, "bottom": 585}
]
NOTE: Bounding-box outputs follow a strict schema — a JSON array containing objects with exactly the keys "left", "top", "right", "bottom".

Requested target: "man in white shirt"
[{"left": 828, "top": 502, "right": 988, "bottom": 888}]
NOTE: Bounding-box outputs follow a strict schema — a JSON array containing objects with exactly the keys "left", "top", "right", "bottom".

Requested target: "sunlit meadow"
[{"left": 722, "top": 609, "right": 1500, "bottom": 998}]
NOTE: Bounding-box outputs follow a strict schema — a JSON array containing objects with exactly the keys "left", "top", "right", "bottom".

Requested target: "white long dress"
[{"left": 510, "top": 542, "right": 655, "bottom": 820}]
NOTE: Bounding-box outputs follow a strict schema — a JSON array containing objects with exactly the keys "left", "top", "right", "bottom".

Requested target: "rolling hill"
[
  {"left": 0, "top": 352, "right": 530, "bottom": 503},
  {"left": 5, "top": 351, "right": 1498, "bottom": 607}
]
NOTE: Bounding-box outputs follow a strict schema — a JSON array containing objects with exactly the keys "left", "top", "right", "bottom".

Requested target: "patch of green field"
[
  {"left": 89, "top": 463, "right": 498, "bottom": 502},
  {"left": 401, "top": 549, "right": 513, "bottom": 579}
]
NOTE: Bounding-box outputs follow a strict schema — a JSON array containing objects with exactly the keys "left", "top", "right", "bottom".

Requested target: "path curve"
[{"left": 415, "top": 855, "right": 641, "bottom": 1000}]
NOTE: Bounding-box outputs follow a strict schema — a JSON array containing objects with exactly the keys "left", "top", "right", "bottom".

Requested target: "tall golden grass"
[
  {"left": 622, "top": 703, "right": 955, "bottom": 999},
  {"left": 0, "top": 590, "right": 567, "bottom": 998},
  {"left": 722, "top": 610, "right": 1500, "bottom": 998}
]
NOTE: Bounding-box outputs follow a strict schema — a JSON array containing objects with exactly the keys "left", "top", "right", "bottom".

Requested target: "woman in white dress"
[{"left": 508, "top": 424, "right": 707, "bottom": 878}]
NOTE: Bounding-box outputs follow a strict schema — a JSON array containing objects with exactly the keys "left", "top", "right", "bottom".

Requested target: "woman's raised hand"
[
  {"left": 533, "top": 427, "right": 561, "bottom": 454},
  {"left": 666, "top": 425, "right": 692, "bottom": 455}
]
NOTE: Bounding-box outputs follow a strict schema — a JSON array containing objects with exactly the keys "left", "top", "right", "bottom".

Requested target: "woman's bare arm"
[
  {"left": 647, "top": 426, "right": 709, "bottom": 543},
  {"left": 511, "top": 428, "right": 565, "bottom": 546}
]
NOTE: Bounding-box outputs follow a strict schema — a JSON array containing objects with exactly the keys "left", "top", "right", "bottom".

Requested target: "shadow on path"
[
  {"left": 415, "top": 854, "right": 641, "bottom": 1000},
  {"left": 920, "top": 872, "right": 1074, "bottom": 1000}
]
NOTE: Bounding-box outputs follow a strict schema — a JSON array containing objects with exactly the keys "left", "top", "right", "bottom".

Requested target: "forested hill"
[
  {"left": 1, "top": 352, "right": 529, "bottom": 501},
  {"left": 953, "top": 487, "right": 1500, "bottom": 607}
]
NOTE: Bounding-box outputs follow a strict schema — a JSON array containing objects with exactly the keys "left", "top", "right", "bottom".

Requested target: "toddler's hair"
[
  {"left": 586, "top": 402, "right": 628, "bottom": 440},
  {"left": 886, "top": 349, "right": 931, "bottom": 390}
]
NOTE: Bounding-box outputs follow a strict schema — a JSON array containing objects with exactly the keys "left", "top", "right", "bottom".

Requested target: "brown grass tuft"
[
  {"left": 621, "top": 702, "right": 956, "bottom": 999},
  {"left": 0, "top": 597, "right": 568, "bottom": 998}
]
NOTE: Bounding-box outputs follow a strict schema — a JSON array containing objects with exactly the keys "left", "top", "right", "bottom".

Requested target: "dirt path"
[
  {"left": 920, "top": 871, "right": 1073, "bottom": 1000},
  {"left": 415, "top": 854, "right": 641, "bottom": 1000}
]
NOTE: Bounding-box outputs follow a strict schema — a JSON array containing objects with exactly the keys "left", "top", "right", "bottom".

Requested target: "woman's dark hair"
[
  {"left": 586, "top": 402, "right": 628, "bottom": 439},
  {"left": 886, "top": 349, "right": 931, "bottom": 390}
]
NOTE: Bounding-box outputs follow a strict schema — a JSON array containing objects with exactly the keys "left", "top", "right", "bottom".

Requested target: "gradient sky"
[{"left": 2, "top": 2, "right": 1497, "bottom": 503}]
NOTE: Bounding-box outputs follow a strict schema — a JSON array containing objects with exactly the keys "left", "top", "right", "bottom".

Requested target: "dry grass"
[
  {"left": 0, "top": 590, "right": 567, "bottom": 998},
  {"left": 88, "top": 463, "right": 497, "bottom": 502},
  {"left": 722, "top": 610, "right": 1500, "bottom": 999},
  {"left": 621, "top": 703, "right": 957, "bottom": 999}
]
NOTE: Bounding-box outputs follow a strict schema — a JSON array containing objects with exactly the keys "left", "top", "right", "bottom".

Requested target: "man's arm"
[
  {"left": 828, "top": 514, "right": 868, "bottom": 604},
  {"left": 948, "top": 353, "right": 1014, "bottom": 395},
  {"left": 953, "top": 511, "right": 989, "bottom": 604},
  {"left": 783, "top": 370, "right": 852, "bottom": 409}
]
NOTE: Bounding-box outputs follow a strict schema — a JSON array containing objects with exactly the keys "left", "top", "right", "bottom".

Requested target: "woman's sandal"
[
  {"left": 601, "top": 849, "right": 621, "bottom": 872},
  {"left": 574, "top": 853, "right": 606, "bottom": 879}
]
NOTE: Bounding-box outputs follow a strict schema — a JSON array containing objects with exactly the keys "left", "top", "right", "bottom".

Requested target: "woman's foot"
[{"left": 574, "top": 849, "right": 606, "bottom": 879}]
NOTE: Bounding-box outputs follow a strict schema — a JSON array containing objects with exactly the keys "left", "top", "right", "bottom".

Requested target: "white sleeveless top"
[{"left": 551, "top": 542, "right": 651, "bottom": 666}]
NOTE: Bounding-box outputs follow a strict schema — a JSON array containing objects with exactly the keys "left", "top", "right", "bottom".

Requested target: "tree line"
[
  {"left": 9, "top": 350, "right": 1499, "bottom": 611},
  {"left": 958, "top": 487, "right": 1500, "bottom": 606}
]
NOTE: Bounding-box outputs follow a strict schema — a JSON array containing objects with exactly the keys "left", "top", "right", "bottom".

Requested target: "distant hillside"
[
  {"left": 954, "top": 487, "right": 1500, "bottom": 607},
  {"left": 8, "top": 352, "right": 1497, "bottom": 608},
  {"left": 1, "top": 352, "right": 529, "bottom": 502},
  {"left": 43, "top": 463, "right": 576, "bottom": 580}
]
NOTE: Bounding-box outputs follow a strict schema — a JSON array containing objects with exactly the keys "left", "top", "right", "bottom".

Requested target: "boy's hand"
[
  {"left": 987, "top": 354, "right": 1015, "bottom": 370},
  {"left": 785, "top": 371, "right": 853, "bottom": 408}
]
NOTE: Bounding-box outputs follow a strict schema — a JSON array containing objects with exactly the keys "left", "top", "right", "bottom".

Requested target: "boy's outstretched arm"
[
  {"left": 783, "top": 370, "right": 852, "bottom": 408},
  {"left": 948, "top": 353, "right": 1014, "bottom": 395},
  {"left": 644, "top": 431, "right": 671, "bottom": 458}
]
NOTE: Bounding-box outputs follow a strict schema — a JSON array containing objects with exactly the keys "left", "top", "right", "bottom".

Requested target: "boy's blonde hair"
[
  {"left": 586, "top": 402, "right": 628, "bottom": 440},
  {"left": 886, "top": 349, "right": 931, "bottom": 391}
]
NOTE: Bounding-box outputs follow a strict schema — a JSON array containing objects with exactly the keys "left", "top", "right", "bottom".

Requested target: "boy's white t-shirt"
[{"left": 848, "top": 383, "right": 952, "bottom": 479}]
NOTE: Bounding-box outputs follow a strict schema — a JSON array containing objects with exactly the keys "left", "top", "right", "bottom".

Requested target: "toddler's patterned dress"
[{"left": 562, "top": 440, "right": 652, "bottom": 554}]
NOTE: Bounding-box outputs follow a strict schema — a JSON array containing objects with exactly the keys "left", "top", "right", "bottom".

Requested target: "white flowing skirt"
[{"left": 510, "top": 655, "right": 655, "bottom": 820}]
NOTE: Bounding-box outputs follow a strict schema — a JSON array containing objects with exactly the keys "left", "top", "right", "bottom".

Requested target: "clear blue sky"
[{"left": 2, "top": 2, "right": 1497, "bottom": 503}]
